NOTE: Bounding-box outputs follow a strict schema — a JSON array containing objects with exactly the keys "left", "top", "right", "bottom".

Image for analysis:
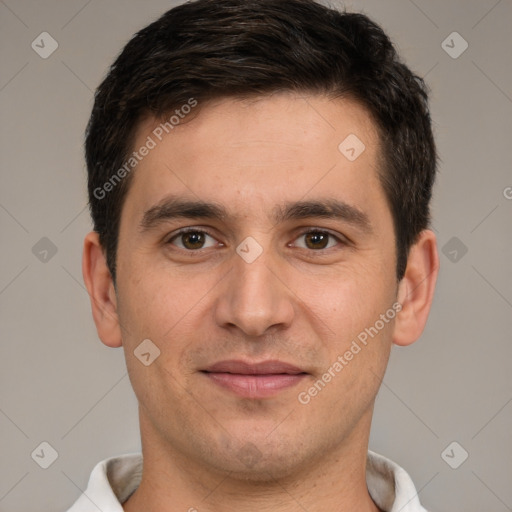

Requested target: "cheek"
[
  {"left": 303, "top": 263, "right": 396, "bottom": 406},
  {"left": 311, "top": 263, "right": 394, "bottom": 338},
  {"left": 116, "top": 254, "right": 206, "bottom": 340},
  {"left": 304, "top": 283, "right": 394, "bottom": 419},
  {"left": 115, "top": 257, "right": 222, "bottom": 400},
  {"left": 116, "top": 269, "right": 204, "bottom": 418}
]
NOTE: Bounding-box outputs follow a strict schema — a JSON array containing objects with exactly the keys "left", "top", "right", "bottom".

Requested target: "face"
[{"left": 114, "top": 93, "right": 399, "bottom": 479}]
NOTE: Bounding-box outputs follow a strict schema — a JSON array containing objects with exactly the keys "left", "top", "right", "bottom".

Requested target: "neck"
[{"left": 123, "top": 407, "right": 380, "bottom": 512}]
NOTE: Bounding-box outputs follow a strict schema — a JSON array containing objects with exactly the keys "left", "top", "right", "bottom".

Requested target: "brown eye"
[
  {"left": 304, "top": 232, "right": 329, "bottom": 249},
  {"left": 168, "top": 230, "right": 217, "bottom": 250},
  {"left": 294, "top": 230, "right": 341, "bottom": 250}
]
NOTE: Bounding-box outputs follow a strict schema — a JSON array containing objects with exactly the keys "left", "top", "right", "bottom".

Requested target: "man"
[{"left": 69, "top": 0, "right": 439, "bottom": 510}]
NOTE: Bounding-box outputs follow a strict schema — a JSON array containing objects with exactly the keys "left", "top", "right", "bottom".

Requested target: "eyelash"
[{"left": 166, "top": 227, "right": 346, "bottom": 252}]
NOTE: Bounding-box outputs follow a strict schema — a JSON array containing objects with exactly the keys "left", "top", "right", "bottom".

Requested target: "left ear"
[{"left": 393, "top": 229, "right": 439, "bottom": 346}]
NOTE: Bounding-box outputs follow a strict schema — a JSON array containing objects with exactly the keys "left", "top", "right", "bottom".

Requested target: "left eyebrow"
[
  {"left": 139, "top": 195, "right": 373, "bottom": 234},
  {"left": 271, "top": 199, "right": 373, "bottom": 234}
]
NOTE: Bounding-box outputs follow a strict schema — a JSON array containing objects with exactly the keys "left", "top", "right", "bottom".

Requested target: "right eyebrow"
[{"left": 139, "top": 196, "right": 229, "bottom": 233}]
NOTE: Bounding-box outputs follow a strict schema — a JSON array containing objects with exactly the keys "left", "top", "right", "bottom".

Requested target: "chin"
[{"left": 203, "top": 434, "right": 314, "bottom": 483}]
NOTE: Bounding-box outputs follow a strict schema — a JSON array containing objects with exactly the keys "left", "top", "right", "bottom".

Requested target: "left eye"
[{"left": 292, "top": 230, "right": 341, "bottom": 250}]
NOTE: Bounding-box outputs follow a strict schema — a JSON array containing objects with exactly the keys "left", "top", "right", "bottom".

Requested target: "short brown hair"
[{"left": 85, "top": 0, "right": 437, "bottom": 282}]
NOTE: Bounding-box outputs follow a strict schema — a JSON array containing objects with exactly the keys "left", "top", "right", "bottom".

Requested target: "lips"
[
  {"left": 201, "top": 360, "right": 308, "bottom": 398},
  {"left": 203, "top": 360, "right": 305, "bottom": 375}
]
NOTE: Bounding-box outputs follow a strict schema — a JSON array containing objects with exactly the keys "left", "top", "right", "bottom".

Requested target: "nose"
[{"left": 214, "top": 244, "right": 295, "bottom": 337}]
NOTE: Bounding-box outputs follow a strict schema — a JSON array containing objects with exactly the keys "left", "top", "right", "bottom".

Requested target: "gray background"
[{"left": 0, "top": 0, "right": 511, "bottom": 511}]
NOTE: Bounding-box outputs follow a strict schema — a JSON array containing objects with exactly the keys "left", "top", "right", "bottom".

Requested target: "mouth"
[{"left": 200, "top": 360, "right": 308, "bottom": 399}]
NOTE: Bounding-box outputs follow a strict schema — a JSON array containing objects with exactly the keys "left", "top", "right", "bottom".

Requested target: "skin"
[{"left": 83, "top": 93, "right": 439, "bottom": 512}]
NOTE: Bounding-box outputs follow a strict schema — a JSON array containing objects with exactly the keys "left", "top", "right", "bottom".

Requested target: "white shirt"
[{"left": 66, "top": 450, "right": 428, "bottom": 511}]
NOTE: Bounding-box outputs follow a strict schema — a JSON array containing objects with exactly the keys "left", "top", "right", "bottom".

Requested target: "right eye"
[{"left": 167, "top": 228, "right": 220, "bottom": 251}]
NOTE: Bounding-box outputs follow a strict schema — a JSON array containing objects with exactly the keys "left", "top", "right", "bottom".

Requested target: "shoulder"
[
  {"left": 65, "top": 453, "right": 142, "bottom": 512},
  {"left": 367, "top": 450, "right": 429, "bottom": 512}
]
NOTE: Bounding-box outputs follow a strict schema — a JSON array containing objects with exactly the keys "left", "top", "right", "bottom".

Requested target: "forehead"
[{"left": 123, "top": 93, "right": 386, "bottom": 225}]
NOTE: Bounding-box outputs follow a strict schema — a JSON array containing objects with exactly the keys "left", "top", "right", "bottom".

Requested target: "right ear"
[{"left": 82, "top": 231, "right": 122, "bottom": 348}]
